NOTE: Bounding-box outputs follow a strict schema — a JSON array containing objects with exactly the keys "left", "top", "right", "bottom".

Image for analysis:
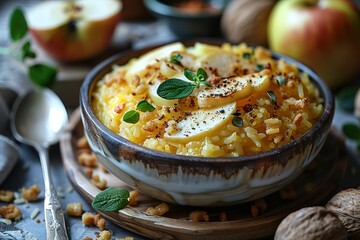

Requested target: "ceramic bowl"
[
  {"left": 80, "top": 42, "right": 334, "bottom": 207},
  {"left": 143, "top": 0, "right": 229, "bottom": 37}
]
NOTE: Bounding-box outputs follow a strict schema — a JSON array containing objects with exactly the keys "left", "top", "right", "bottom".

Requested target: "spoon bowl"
[{"left": 11, "top": 88, "right": 69, "bottom": 240}]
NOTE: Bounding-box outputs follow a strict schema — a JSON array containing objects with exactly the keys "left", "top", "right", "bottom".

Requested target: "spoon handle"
[{"left": 38, "top": 146, "right": 69, "bottom": 240}]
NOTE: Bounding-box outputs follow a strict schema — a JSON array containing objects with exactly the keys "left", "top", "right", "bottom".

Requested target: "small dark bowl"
[
  {"left": 143, "top": 0, "right": 229, "bottom": 37},
  {"left": 80, "top": 41, "right": 334, "bottom": 206}
]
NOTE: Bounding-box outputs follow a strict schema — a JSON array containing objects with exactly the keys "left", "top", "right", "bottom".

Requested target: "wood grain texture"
[{"left": 60, "top": 109, "right": 347, "bottom": 240}]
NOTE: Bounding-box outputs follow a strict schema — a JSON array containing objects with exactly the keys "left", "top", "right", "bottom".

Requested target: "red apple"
[
  {"left": 26, "top": 0, "right": 122, "bottom": 62},
  {"left": 268, "top": 0, "right": 360, "bottom": 89}
]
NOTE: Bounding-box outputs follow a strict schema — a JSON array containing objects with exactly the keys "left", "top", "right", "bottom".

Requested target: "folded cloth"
[{"left": 0, "top": 135, "right": 19, "bottom": 186}]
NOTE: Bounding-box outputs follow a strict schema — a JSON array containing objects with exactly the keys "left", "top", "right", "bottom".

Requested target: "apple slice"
[
  {"left": 148, "top": 72, "right": 189, "bottom": 107},
  {"left": 197, "top": 72, "right": 271, "bottom": 108},
  {"left": 148, "top": 81, "right": 178, "bottom": 107},
  {"left": 126, "top": 42, "right": 186, "bottom": 79},
  {"left": 27, "top": 0, "right": 122, "bottom": 61},
  {"left": 164, "top": 102, "right": 236, "bottom": 142},
  {"left": 200, "top": 51, "right": 237, "bottom": 77}
]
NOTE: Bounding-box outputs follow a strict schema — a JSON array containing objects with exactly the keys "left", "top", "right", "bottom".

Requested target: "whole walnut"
[
  {"left": 326, "top": 188, "right": 360, "bottom": 239},
  {"left": 275, "top": 206, "right": 347, "bottom": 240},
  {"left": 221, "top": 0, "right": 277, "bottom": 46}
]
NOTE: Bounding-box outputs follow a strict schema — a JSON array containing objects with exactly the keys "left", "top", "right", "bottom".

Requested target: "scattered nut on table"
[
  {"left": 66, "top": 202, "right": 83, "bottom": 217},
  {"left": 21, "top": 185, "right": 41, "bottom": 201},
  {"left": 275, "top": 206, "right": 347, "bottom": 240},
  {"left": 0, "top": 190, "right": 15, "bottom": 202},
  {"left": 326, "top": 188, "right": 360, "bottom": 239},
  {"left": 82, "top": 212, "right": 106, "bottom": 231},
  {"left": 0, "top": 204, "right": 22, "bottom": 220}
]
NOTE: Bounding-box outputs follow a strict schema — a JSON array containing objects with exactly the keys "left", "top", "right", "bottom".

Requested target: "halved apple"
[
  {"left": 164, "top": 102, "right": 236, "bottom": 143},
  {"left": 27, "top": 0, "right": 122, "bottom": 62}
]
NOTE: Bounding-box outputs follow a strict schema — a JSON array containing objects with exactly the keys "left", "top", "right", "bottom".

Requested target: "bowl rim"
[
  {"left": 143, "top": 0, "right": 225, "bottom": 18},
  {"left": 80, "top": 40, "right": 334, "bottom": 164}
]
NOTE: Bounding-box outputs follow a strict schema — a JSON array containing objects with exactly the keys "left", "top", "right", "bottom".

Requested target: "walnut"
[
  {"left": 189, "top": 210, "right": 209, "bottom": 222},
  {"left": 96, "top": 230, "right": 111, "bottom": 240},
  {"left": 326, "top": 188, "right": 360, "bottom": 239},
  {"left": 91, "top": 175, "right": 107, "bottom": 190},
  {"left": 146, "top": 202, "right": 169, "bottom": 216},
  {"left": 21, "top": 185, "right": 41, "bottom": 201},
  {"left": 78, "top": 152, "right": 98, "bottom": 168},
  {"left": 0, "top": 190, "right": 15, "bottom": 202},
  {"left": 82, "top": 212, "right": 106, "bottom": 231},
  {"left": 128, "top": 190, "right": 139, "bottom": 207},
  {"left": 275, "top": 206, "right": 347, "bottom": 240},
  {"left": 66, "top": 202, "right": 83, "bottom": 217},
  {"left": 0, "top": 204, "right": 22, "bottom": 220}
]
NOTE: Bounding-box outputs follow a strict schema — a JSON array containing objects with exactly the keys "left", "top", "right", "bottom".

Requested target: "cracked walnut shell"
[
  {"left": 275, "top": 206, "right": 347, "bottom": 240},
  {"left": 326, "top": 188, "right": 360, "bottom": 239}
]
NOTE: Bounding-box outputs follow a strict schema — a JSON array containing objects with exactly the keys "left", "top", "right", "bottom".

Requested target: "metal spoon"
[{"left": 11, "top": 88, "right": 69, "bottom": 240}]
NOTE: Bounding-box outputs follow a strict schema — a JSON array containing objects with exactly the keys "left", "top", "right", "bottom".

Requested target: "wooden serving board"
[{"left": 60, "top": 109, "right": 347, "bottom": 240}]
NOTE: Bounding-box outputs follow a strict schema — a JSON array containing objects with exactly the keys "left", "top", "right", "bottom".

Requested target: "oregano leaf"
[
  {"left": 137, "top": 100, "right": 155, "bottom": 112},
  {"left": 123, "top": 110, "right": 140, "bottom": 124},
  {"left": 92, "top": 187, "right": 130, "bottom": 212},
  {"left": 184, "top": 69, "right": 197, "bottom": 82},
  {"left": 157, "top": 78, "right": 195, "bottom": 99},
  {"left": 28, "top": 64, "right": 57, "bottom": 87},
  {"left": 196, "top": 68, "right": 207, "bottom": 81},
  {"left": 10, "top": 7, "right": 28, "bottom": 41}
]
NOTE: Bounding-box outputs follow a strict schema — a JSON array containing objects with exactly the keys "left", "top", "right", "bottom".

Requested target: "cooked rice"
[{"left": 92, "top": 42, "right": 324, "bottom": 157}]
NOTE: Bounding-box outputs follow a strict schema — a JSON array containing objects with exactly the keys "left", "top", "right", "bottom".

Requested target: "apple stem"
[{"left": 0, "top": 47, "right": 22, "bottom": 60}]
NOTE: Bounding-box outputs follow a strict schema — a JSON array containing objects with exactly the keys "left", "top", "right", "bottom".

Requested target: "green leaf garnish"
[
  {"left": 22, "top": 41, "right": 36, "bottom": 59},
  {"left": 232, "top": 116, "right": 243, "bottom": 127},
  {"left": 92, "top": 187, "right": 130, "bottom": 212},
  {"left": 184, "top": 69, "right": 197, "bottom": 82},
  {"left": 157, "top": 68, "right": 211, "bottom": 100},
  {"left": 136, "top": 100, "right": 155, "bottom": 112},
  {"left": 275, "top": 76, "right": 285, "bottom": 85},
  {"left": 256, "top": 64, "right": 264, "bottom": 71},
  {"left": 28, "top": 64, "right": 57, "bottom": 87},
  {"left": 243, "top": 53, "right": 252, "bottom": 59},
  {"left": 157, "top": 78, "right": 195, "bottom": 99},
  {"left": 267, "top": 91, "right": 277, "bottom": 105},
  {"left": 9, "top": 7, "right": 28, "bottom": 41},
  {"left": 342, "top": 123, "right": 360, "bottom": 140},
  {"left": 197, "top": 68, "right": 207, "bottom": 82},
  {"left": 123, "top": 110, "right": 140, "bottom": 124},
  {"left": 170, "top": 54, "right": 183, "bottom": 65}
]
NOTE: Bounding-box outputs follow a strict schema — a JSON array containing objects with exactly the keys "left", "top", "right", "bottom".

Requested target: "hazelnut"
[
  {"left": 326, "top": 188, "right": 360, "bottom": 239},
  {"left": 275, "top": 206, "right": 347, "bottom": 240}
]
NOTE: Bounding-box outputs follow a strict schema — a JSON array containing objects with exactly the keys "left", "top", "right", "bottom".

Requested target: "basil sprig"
[
  {"left": 92, "top": 187, "right": 130, "bottom": 212},
  {"left": 157, "top": 68, "right": 211, "bottom": 100}
]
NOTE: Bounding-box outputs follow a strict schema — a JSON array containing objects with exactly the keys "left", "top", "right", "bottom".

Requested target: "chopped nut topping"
[{"left": 21, "top": 185, "right": 41, "bottom": 202}]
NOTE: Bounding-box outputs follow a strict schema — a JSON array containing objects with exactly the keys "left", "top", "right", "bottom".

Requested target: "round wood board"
[{"left": 60, "top": 109, "right": 347, "bottom": 240}]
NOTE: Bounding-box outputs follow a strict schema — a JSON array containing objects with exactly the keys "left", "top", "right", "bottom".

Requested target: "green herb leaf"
[
  {"left": 232, "top": 116, "right": 243, "bottom": 127},
  {"left": 196, "top": 68, "right": 207, "bottom": 82},
  {"left": 184, "top": 69, "right": 197, "bottom": 82},
  {"left": 243, "top": 53, "right": 251, "bottom": 59},
  {"left": 336, "top": 86, "right": 358, "bottom": 113},
  {"left": 267, "top": 91, "right": 277, "bottom": 105},
  {"left": 22, "top": 41, "right": 36, "bottom": 59},
  {"left": 123, "top": 110, "right": 140, "bottom": 124},
  {"left": 28, "top": 64, "right": 57, "bottom": 87},
  {"left": 342, "top": 123, "right": 360, "bottom": 140},
  {"left": 200, "top": 81, "right": 212, "bottom": 87},
  {"left": 10, "top": 7, "right": 28, "bottom": 41},
  {"left": 157, "top": 78, "right": 195, "bottom": 99},
  {"left": 275, "top": 76, "right": 285, "bottom": 85},
  {"left": 136, "top": 100, "right": 155, "bottom": 112},
  {"left": 256, "top": 64, "right": 264, "bottom": 71},
  {"left": 92, "top": 187, "right": 130, "bottom": 212},
  {"left": 170, "top": 54, "right": 183, "bottom": 65}
]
